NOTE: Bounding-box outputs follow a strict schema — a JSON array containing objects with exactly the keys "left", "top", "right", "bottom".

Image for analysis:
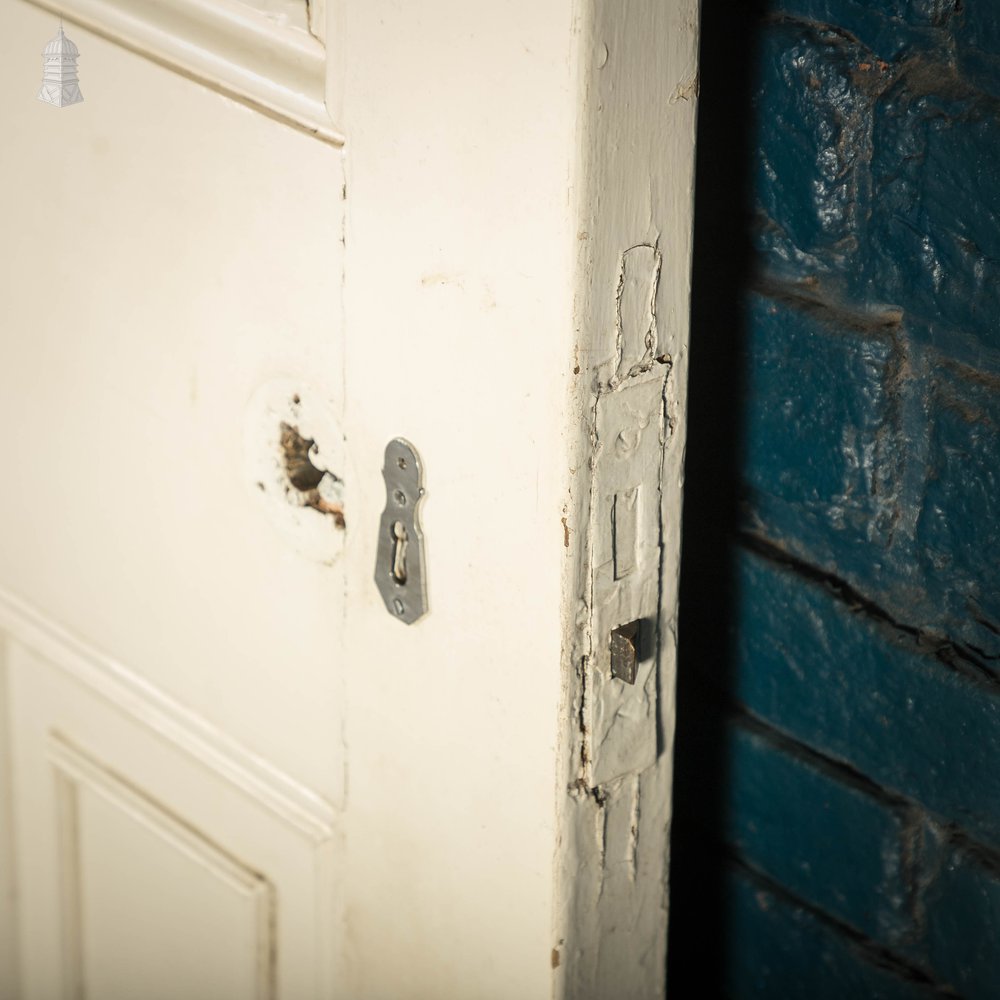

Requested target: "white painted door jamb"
[{"left": 555, "top": 2, "right": 700, "bottom": 996}]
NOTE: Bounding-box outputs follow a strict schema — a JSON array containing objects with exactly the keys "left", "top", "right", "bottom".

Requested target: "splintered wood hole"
[
  {"left": 280, "top": 423, "right": 326, "bottom": 491},
  {"left": 279, "top": 422, "right": 345, "bottom": 529}
]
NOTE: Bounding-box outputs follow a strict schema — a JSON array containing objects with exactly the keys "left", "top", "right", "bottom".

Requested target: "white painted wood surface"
[
  {"left": 0, "top": 1, "right": 699, "bottom": 997},
  {"left": 3, "top": 598, "right": 339, "bottom": 1000},
  {"left": 25, "top": 0, "right": 340, "bottom": 141},
  {"left": 555, "top": 3, "right": 700, "bottom": 996}
]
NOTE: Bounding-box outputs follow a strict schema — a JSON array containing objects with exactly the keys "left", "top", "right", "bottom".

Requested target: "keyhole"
[{"left": 391, "top": 521, "right": 408, "bottom": 584}]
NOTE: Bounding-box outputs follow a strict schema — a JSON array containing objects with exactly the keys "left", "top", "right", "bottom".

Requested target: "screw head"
[{"left": 393, "top": 598, "right": 405, "bottom": 616}]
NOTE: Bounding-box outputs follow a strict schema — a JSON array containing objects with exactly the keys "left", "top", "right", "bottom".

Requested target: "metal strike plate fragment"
[
  {"left": 610, "top": 620, "right": 641, "bottom": 684},
  {"left": 587, "top": 378, "right": 663, "bottom": 786},
  {"left": 375, "top": 439, "right": 428, "bottom": 624}
]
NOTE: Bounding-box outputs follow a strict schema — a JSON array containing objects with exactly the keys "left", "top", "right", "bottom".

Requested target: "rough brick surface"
[
  {"left": 754, "top": 16, "right": 1000, "bottom": 345},
  {"left": 721, "top": 867, "right": 943, "bottom": 999},
  {"left": 741, "top": 292, "right": 902, "bottom": 580},
  {"left": 956, "top": 0, "right": 1000, "bottom": 100},
  {"left": 753, "top": 21, "right": 878, "bottom": 279},
  {"left": 867, "top": 67, "right": 1000, "bottom": 350},
  {"left": 920, "top": 843, "right": 1000, "bottom": 999},
  {"left": 918, "top": 367, "right": 1000, "bottom": 649},
  {"left": 771, "top": 3, "right": 960, "bottom": 62},
  {"left": 671, "top": 0, "right": 1000, "bottom": 992},
  {"left": 731, "top": 546, "right": 1000, "bottom": 849},
  {"left": 741, "top": 295, "right": 1000, "bottom": 663},
  {"left": 752, "top": 15, "right": 1000, "bottom": 344},
  {"left": 723, "top": 722, "right": 911, "bottom": 942}
]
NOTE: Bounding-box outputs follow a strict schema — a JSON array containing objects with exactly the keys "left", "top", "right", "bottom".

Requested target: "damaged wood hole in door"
[{"left": 279, "top": 422, "right": 345, "bottom": 528}]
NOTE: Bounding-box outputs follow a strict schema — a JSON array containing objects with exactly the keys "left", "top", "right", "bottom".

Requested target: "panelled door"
[
  {"left": 0, "top": 1, "right": 700, "bottom": 997},
  {"left": 1, "top": 2, "right": 348, "bottom": 997},
  {"left": 0, "top": 1, "right": 587, "bottom": 996}
]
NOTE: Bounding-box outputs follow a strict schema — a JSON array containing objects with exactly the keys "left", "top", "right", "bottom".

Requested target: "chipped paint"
[
  {"left": 279, "top": 422, "right": 346, "bottom": 528},
  {"left": 613, "top": 244, "right": 662, "bottom": 385},
  {"left": 243, "top": 378, "right": 349, "bottom": 565},
  {"left": 555, "top": 1, "right": 699, "bottom": 996},
  {"left": 587, "top": 376, "right": 665, "bottom": 786}
]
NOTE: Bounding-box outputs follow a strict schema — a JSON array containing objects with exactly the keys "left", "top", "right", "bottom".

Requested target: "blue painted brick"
[
  {"left": 742, "top": 292, "right": 902, "bottom": 582},
  {"left": 750, "top": 17, "right": 1000, "bottom": 360},
  {"left": 898, "top": 0, "right": 965, "bottom": 28},
  {"left": 920, "top": 843, "right": 1000, "bottom": 999},
  {"left": 730, "top": 546, "right": 1000, "bottom": 847},
  {"left": 767, "top": 1, "right": 955, "bottom": 63},
  {"left": 722, "top": 866, "right": 940, "bottom": 999},
  {"left": 956, "top": 0, "right": 1000, "bottom": 54},
  {"left": 955, "top": 0, "right": 1000, "bottom": 101},
  {"left": 741, "top": 304, "right": 1000, "bottom": 662},
  {"left": 724, "top": 722, "right": 910, "bottom": 943},
  {"left": 865, "top": 78, "right": 1000, "bottom": 353},
  {"left": 751, "top": 21, "right": 876, "bottom": 280},
  {"left": 720, "top": 2, "right": 1000, "bottom": 993},
  {"left": 917, "top": 364, "right": 1000, "bottom": 652}
]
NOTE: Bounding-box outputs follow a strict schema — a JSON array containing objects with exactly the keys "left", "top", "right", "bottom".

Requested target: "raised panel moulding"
[
  {"left": 51, "top": 736, "right": 276, "bottom": 1000},
  {"left": 0, "top": 585, "right": 342, "bottom": 998},
  {"left": 25, "top": 0, "right": 343, "bottom": 143},
  {"left": 0, "top": 585, "right": 338, "bottom": 840}
]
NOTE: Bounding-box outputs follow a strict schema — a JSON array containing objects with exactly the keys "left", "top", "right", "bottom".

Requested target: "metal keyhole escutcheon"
[{"left": 375, "top": 439, "right": 428, "bottom": 623}]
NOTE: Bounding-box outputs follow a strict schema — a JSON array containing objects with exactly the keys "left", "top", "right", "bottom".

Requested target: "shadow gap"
[{"left": 667, "top": 0, "right": 767, "bottom": 993}]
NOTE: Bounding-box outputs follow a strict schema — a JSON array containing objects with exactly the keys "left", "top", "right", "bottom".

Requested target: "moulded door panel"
[
  {"left": 3, "top": 613, "right": 339, "bottom": 1000},
  {"left": 0, "top": 1, "right": 348, "bottom": 808}
]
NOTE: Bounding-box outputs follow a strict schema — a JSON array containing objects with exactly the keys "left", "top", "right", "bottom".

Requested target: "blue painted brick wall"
[
  {"left": 722, "top": 868, "right": 943, "bottom": 1000},
  {"left": 921, "top": 842, "right": 1000, "bottom": 999},
  {"left": 732, "top": 546, "right": 1000, "bottom": 847},
  {"left": 675, "top": 0, "right": 1000, "bottom": 993},
  {"left": 741, "top": 293, "right": 902, "bottom": 578},
  {"left": 722, "top": 721, "right": 913, "bottom": 943}
]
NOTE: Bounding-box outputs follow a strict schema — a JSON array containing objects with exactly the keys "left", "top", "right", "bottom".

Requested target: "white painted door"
[
  {"left": 1, "top": 3, "right": 347, "bottom": 997},
  {"left": 0, "top": 2, "right": 699, "bottom": 998}
]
